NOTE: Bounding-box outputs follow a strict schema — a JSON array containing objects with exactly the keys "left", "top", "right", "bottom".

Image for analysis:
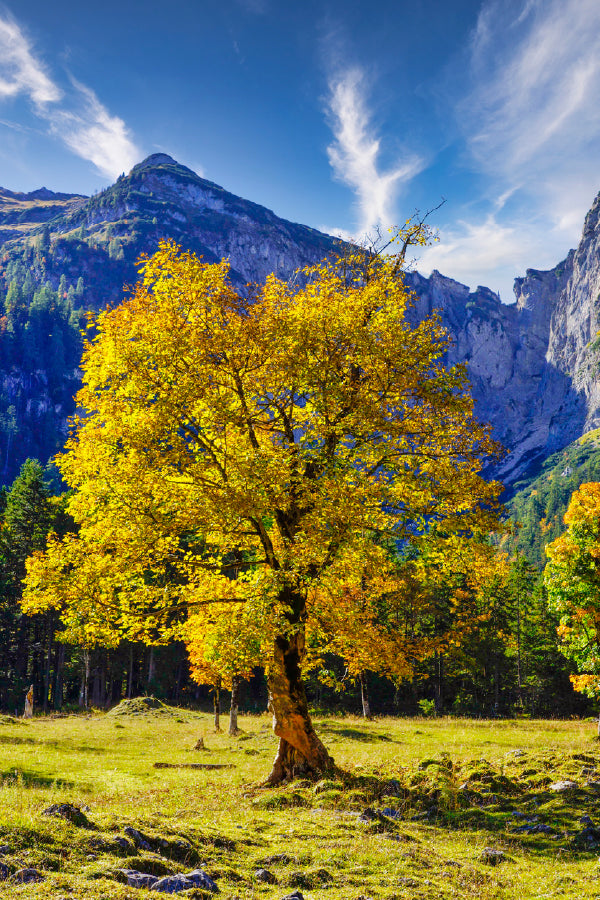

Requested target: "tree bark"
[
  {"left": 229, "top": 675, "right": 241, "bottom": 736},
  {"left": 266, "top": 611, "right": 333, "bottom": 784},
  {"left": 53, "top": 643, "right": 64, "bottom": 710},
  {"left": 359, "top": 671, "right": 372, "bottom": 719},
  {"left": 127, "top": 644, "right": 134, "bottom": 699},
  {"left": 79, "top": 649, "right": 89, "bottom": 709},
  {"left": 435, "top": 652, "right": 444, "bottom": 716},
  {"left": 147, "top": 646, "right": 156, "bottom": 691},
  {"left": 213, "top": 677, "right": 221, "bottom": 732},
  {"left": 43, "top": 612, "right": 54, "bottom": 713}
]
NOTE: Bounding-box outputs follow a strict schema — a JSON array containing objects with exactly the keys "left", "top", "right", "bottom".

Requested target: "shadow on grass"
[
  {"left": 0, "top": 734, "right": 106, "bottom": 754},
  {"left": 0, "top": 767, "right": 77, "bottom": 789},
  {"left": 318, "top": 724, "right": 396, "bottom": 743}
]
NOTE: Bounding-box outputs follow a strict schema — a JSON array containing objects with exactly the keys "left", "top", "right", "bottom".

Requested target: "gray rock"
[
  {"left": 381, "top": 807, "right": 401, "bottom": 819},
  {"left": 511, "top": 823, "right": 556, "bottom": 835},
  {"left": 573, "top": 825, "right": 600, "bottom": 849},
  {"left": 281, "top": 892, "right": 304, "bottom": 900},
  {"left": 151, "top": 873, "right": 194, "bottom": 893},
  {"left": 114, "top": 836, "right": 135, "bottom": 852},
  {"left": 358, "top": 807, "right": 378, "bottom": 822},
  {"left": 0, "top": 862, "right": 8, "bottom": 880},
  {"left": 549, "top": 780, "right": 578, "bottom": 792},
  {"left": 42, "top": 802, "right": 94, "bottom": 828},
  {"left": 124, "top": 825, "right": 154, "bottom": 851},
  {"left": 117, "top": 869, "right": 159, "bottom": 889},
  {"left": 184, "top": 869, "right": 219, "bottom": 892},
  {"left": 12, "top": 868, "right": 44, "bottom": 883},
  {"left": 255, "top": 868, "right": 277, "bottom": 884},
  {"left": 580, "top": 815, "right": 594, "bottom": 826}
]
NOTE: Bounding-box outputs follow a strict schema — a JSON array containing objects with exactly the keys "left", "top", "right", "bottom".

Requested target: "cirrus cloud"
[
  {"left": 325, "top": 67, "right": 424, "bottom": 237},
  {"left": 0, "top": 11, "right": 139, "bottom": 179}
]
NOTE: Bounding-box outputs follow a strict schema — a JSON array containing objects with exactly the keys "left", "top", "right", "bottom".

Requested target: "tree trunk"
[
  {"left": 228, "top": 675, "right": 242, "bottom": 736},
  {"left": 516, "top": 595, "right": 523, "bottom": 708},
  {"left": 266, "top": 616, "right": 333, "bottom": 785},
  {"left": 494, "top": 657, "right": 500, "bottom": 715},
  {"left": 359, "top": 671, "right": 372, "bottom": 719},
  {"left": 213, "top": 677, "right": 221, "bottom": 732},
  {"left": 147, "top": 646, "right": 156, "bottom": 691},
  {"left": 43, "top": 612, "right": 54, "bottom": 714},
  {"left": 53, "top": 644, "right": 64, "bottom": 710},
  {"left": 435, "top": 652, "right": 444, "bottom": 716},
  {"left": 127, "top": 645, "right": 134, "bottom": 699},
  {"left": 79, "top": 649, "right": 89, "bottom": 709}
]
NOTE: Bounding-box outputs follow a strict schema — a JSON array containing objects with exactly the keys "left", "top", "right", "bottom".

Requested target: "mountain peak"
[{"left": 131, "top": 153, "right": 180, "bottom": 173}]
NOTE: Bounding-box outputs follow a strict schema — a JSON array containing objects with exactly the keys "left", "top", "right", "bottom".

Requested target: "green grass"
[{"left": 0, "top": 711, "right": 598, "bottom": 897}]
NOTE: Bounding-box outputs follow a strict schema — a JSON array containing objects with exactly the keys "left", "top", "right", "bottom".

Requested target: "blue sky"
[{"left": 1, "top": 0, "right": 599, "bottom": 300}]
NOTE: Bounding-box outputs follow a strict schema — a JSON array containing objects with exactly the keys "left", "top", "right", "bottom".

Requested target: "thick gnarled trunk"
[{"left": 266, "top": 609, "right": 333, "bottom": 784}]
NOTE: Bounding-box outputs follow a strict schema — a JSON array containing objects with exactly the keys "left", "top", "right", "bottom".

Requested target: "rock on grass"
[
  {"left": 12, "top": 868, "right": 44, "bottom": 883},
  {"left": 480, "top": 848, "right": 507, "bottom": 866},
  {"left": 549, "top": 780, "right": 578, "bottom": 792},
  {"left": 42, "top": 803, "right": 95, "bottom": 829}
]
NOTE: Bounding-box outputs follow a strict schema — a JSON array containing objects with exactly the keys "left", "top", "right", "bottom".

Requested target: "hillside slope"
[{"left": 0, "top": 153, "right": 599, "bottom": 488}]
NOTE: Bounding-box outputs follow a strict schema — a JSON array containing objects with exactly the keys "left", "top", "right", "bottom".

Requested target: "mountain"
[
  {"left": 0, "top": 152, "right": 599, "bottom": 493},
  {"left": 403, "top": 227, "right": 596, "bottom": 485},
  {"left": 0, "top": 153, "right": 338, "bottom": 301},
  {"left": 0, "top": 186, "right": 86, "bottom": 246},
  {"left": 0, "top": 154, "right": 343, "bottom": 482},
  {"left": 498, "top": 431, "right": 600, "bottom": 567}
]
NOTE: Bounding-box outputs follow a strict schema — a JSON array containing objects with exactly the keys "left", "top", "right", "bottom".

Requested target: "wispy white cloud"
[
  {"left": 325, "top": 67, "right": 424, "bottom": 236},
  {"left": 466, "top": 0, "right": 600, "bottom": 178},
  {"left": 0, "top": 16, "right": 61, "bottom": 106},
  {"left": 0, "top": 12, "right": 139, "bottom": 179},
  {"left": 317, "top": 223, "right": 355, "bottom": 243},
  {"left": 49, "top": 79, "right": 139, "bottom": 179},
  {"left": 419, "top": 214, "right": 543, "bottom": 300},
  {"left": 422, "top": 0, "right": 600, "bottom": 297}
]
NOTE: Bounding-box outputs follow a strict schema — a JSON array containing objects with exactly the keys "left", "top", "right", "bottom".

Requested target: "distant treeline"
[{"left": 0, "top": 458, "right": 587, "bottom": 719}]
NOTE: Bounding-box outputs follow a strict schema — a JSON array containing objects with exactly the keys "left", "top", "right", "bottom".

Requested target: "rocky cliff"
[
  {"left": 404, "top": 205, "right": 600, "bottom": 486},
  {"left": 0, "top": 152, "right": 599, "bottom": 487}
]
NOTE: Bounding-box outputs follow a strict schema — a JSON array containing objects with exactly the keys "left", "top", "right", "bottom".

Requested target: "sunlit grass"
[{"left": 0, "top": 711, "right": 598, "bottom": 897}]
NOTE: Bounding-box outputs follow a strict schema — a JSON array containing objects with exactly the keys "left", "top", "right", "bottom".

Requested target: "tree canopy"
[
  {"left": 545, "top": 481, "right": 600, "bottom": 700},
  {"left": 24, "top": 239, "right": 502, "bottom": 781}
]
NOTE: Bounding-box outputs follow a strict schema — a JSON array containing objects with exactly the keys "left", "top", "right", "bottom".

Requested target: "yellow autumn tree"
[
  {"left": 545, "top": 482, "right": 600, "bottom": 715},
  {"left": 24, "top": 238, "right": 501, "bottom": 782}
]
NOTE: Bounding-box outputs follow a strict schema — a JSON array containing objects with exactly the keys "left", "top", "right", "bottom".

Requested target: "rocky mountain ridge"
[{"left": 0, "top": 152, "right": 599, "bottom": 487}]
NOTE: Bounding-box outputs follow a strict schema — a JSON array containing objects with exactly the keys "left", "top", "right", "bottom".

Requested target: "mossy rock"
[
  {"left": 252, "top": 791, "right": 310, "bottom": 810},
  {"left": 418, "top": 758, "right": 447, "bottom": 770},
  {"left": 210, "top": 865, "right": 245, "bottom": 883},
  {"left": 343, "top": 788, "right": 371, "bottom": 807},
  {"left": 288, "top": 868, "right": 333, "bottom": 888},
  {"left": 314, "top": 789, "right": 343, "bottom": 807},
  {"left": 120, "top": 855, "right": 174, "bottom": 876},
  {"left": 313, "top": 779, "right": 343, "bottom": 795},
  {"left": 107, "top": 697, "right": 173, "bottom": 717}
]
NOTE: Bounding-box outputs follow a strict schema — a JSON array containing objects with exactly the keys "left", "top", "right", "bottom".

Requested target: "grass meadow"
[{"left": 0, "top": 708, "right": 598, "bottom": 898}]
